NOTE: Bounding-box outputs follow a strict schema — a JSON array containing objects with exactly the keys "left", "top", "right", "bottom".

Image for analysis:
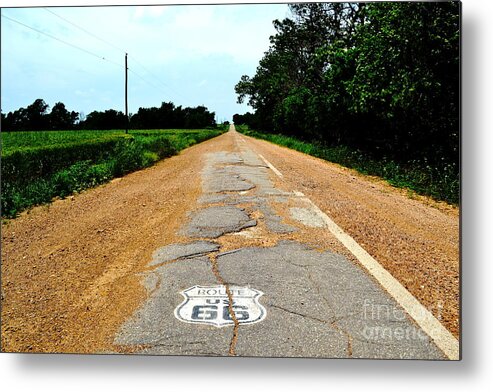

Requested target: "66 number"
[{"left": 191, "top": 299, "right": 249, "bottom": 321}]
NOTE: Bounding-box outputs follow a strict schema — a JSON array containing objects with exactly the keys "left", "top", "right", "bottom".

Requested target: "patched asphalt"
[
  {"left": 183, "top": 205, "right": 256, "bottom": 238},
  {"left": 150, "top": 241, "right": 220, "bottom": 266},
  {"left": 114, "top": 127, "right": 446, "bottom": 359}
]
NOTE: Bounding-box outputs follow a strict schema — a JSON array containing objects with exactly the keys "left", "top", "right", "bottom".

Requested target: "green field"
[
  {"left": 1, "top": 129, "right": 222, "bottom": 152},
  {"left": 1, "top": 128, "right": 226, "bottom": 218}
]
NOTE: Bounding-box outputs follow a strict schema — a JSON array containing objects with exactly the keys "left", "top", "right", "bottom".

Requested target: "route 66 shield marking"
[{"left": 174, "top": 285, "right": 266, "bottom": 327}]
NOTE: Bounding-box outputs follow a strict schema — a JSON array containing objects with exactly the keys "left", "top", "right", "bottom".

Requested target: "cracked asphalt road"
[
  {"left": 2, "top": 125, "right": 458, "bottom": 358},
  {"left": 114, "top": 126, "right": 446, "bottom": 359}
]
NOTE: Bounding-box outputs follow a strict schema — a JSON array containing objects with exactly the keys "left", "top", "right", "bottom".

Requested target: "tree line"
[
  {"left": 1, "top": 99, "right": 216, "bottom": 131},
  {"left": 234, "top": 2, "right": 460, "bottom": 167}
]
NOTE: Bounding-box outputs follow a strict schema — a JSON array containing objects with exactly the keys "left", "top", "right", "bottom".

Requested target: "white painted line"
[
  {"left": 258, "top": 154, "right": 283, "bottom": 179},
  {"left": 296, "top": 191, "right": 459, "bottom": 360}
]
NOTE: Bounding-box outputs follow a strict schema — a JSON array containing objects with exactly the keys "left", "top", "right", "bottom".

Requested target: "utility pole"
[{"left": 125, "top": 53, "right": 128, "bottom": 134}]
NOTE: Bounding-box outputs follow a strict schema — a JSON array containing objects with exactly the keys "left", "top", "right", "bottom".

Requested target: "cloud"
[
  {"left": 133, "top": 5, "right": 168, "bottom": 21},
  {"left": 74, "top": 88, "right": 96, "bottom": 98},
  {"left": 173, "top": 5, "right": 214, "bottom": 29}
]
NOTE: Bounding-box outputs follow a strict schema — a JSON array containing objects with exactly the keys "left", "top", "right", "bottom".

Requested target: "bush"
[
  {"left": 1, "top": 179, "right": 54, "bottom": 218},
  {"left": 139, "top": 136, "right": 177, "bottom": 158},
  {"left": 142, "top": 151, "right": 159, "bottom": 166},
  {"left": 52, "top": 161, "right": 113, "bottom": 197},
  {"left": 1, "top": 137, "right": 124, "bottom": 184},
  {"left": 1, "top": 129, "right": 226, "bottom": 218},
  {"left": 109, "top": 139, "right": 145, "bottom": 176}
]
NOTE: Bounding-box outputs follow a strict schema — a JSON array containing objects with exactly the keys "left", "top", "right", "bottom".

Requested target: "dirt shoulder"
[
  {"left": 244, "top": 135, "right": 460, "bottom": 338},
  {"left": 1, "top": 132, "right": 235, "bottom": 353}
]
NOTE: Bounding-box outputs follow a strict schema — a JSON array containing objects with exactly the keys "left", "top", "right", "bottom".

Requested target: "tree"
[
  {"left": 2, "top": 99, "right": 51, "bottom": 131},
  {"left": 25, "top": 99, "right": 50, "bottom": 130},
  {"left": 129, "top": 102, "right": 215, "bottom": 129},
  {"left": 79, "top": 109, "right": 127, "bottom": 130},
  {"left": 233, "top": 112, "right": 260, "bottom": 129},
  {"left": 234, "top": 2, "right": 459, "bottom": 165},
  {"left": 347, "top": 2, "right": 460, "bottom": 162},
  {"left": 48, "top": 102, "right": 79, "bottom": 130},
  {"left": 235, "top": 3, "right": 364, "bottom": 139}
]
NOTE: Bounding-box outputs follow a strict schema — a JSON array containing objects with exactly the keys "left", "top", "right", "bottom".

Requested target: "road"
[{"left": 1, "top": 126, "right": 459, "bottom": 359}]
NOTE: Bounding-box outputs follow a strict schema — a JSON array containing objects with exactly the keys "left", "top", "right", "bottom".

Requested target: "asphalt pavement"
[{"left": 114, "top": 126, "right": 446, "bottom": 359}]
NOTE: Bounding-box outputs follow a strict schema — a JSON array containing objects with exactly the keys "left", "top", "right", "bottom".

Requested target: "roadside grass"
[
  {"left": 1, "top": 128, "right": 224, "bottom": 152},
  {"left": 236, "top": 126, "right": 459, "bottom": 205},
  {"left": 1, "top": 128, "right": 225, "bottom": 218}
]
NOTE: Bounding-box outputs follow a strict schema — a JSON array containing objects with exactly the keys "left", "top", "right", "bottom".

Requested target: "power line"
[
  {"left": 43, "top": 8, "right": 126, "bottom": 54},
  {"left": 4, "top": 13, "right": 177, "bottom": 102},
  {"left": 127, "top": 67, "right": 173, "bottom": 100},
  {"left": 42, "top": 8, "right": 188, "bottom": 102},
  {"left": 1, "top": 14, "right": 123, "bottom": 68},
  {"left": 4, "top": 12, "right": 191, "bottom": 107},
  {"left": 128, "top": 54, "right": 188, "bottom": 101}
]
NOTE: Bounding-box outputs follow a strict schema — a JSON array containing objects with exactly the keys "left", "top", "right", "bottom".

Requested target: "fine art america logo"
[{"left": 175, "top": 285, "right": 267, "bottom": 327}]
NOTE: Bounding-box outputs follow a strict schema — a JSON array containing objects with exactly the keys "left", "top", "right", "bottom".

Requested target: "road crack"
[
  {"left": 269, "top": 304, "right": 330, "bottom": 325},
  {"left": 208, "top": 253, "right": 240, "bottom": 356},
  {"left": 306, "top": 268, "right": 353, "bottom": 357},
  {"left": 281, "top": 255, "right": 353, "bottom": 357},
  {"left": 144, "top": 251, "right": 217, "bottom": 271}
]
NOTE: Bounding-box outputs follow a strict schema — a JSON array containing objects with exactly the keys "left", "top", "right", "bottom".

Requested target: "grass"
[
  {"left": 236, "top": 126, "right": 459, "bottom": 205},
  {"left": 1, "top": 128, "right": 225, "bottom": 218},
  {"left": 1, "top": 129, "right": 222, "bottom": 152}
]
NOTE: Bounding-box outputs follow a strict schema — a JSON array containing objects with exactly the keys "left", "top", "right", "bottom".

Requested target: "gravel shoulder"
[{"left": 243, "top": 134, "right": 459, "bottom": 338}]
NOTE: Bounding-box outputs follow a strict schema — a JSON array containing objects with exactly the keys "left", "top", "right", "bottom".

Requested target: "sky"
[{"left": 1, "top": 2, "right": 290, "bottom": 122}]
